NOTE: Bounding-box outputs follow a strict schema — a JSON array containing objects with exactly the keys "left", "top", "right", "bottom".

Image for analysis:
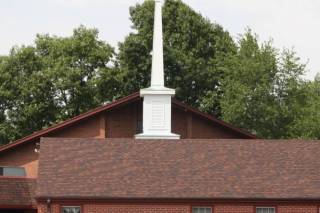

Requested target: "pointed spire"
[
  {"left": 151, "top": 0, "right": 164, "bottom": 88},
  {"left": 135, "top": 0, "right": 180, "bottom": 140}
]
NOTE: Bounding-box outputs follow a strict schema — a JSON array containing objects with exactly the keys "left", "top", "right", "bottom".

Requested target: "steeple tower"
[
  {"left": 150, "top": 0, "right": 164, "bottom": 88},
  {"left": 135, "top": 0, "right": 180, "bottom": 139}
]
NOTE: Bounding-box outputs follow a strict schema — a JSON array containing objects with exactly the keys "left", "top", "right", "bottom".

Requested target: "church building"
[{"left": 1, "top": 1, "right": 320, "bottom": 213}]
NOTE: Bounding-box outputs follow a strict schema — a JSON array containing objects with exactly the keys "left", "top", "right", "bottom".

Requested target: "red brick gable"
[
  {"left": 0, "top": 93, "right": 140, "bottom": 153},
  {"left": 0, "top": 93, "right": 256, "bottom": 154}
]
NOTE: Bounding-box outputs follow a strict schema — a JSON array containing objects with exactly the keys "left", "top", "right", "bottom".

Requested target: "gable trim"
[
  {"left": 0, "top": 92, "right": 256, "bottom": 153},
  {"left": 0, "top": 92, "right": 140, "bottom": 153}
]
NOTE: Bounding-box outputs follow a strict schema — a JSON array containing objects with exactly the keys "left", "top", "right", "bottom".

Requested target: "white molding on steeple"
[{"left": 135, "top": 0, "right": 180, "bottom": 140}]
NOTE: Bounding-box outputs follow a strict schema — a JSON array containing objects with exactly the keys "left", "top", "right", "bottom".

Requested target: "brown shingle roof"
[
  {"left": 37, "top": 138, "right": 320, "bottom": 200},
  {"left": 0, "top": 177, "right": 36, "bottom": 207}
]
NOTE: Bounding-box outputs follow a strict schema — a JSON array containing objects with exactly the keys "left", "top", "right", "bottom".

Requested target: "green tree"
[
  {"left": 288, "top": 78, "right": 320, "bottom": 139},
  {"left": 219, "top": 30, "right": 278, "bottom": 138},
  {"left": 36, "top": 26, "right": 117, "bottom": 119},
  {"left": 272, "top": 49, "right": 307, "bottom": 138},
  {"left": 117, "top": 0, "right": 236, "bottom": 115},
  {"left": 219, "top": 30, "right": 308, "bottom": 138},
  {"left": 0, "top": 55, "right": 14, "bottom": 144},
  {"left": 0, "top": 26, "right": 116, "bottom": 144},
  {"left": 0, "top": 46, "right": 56, "bottom": 144}
]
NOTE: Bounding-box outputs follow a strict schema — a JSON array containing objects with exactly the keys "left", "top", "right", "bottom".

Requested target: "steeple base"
[
  {"left": 140, "top": 86, "right": 175, "bottom": 96},
  {"left": 135, "top": 88, "right": 180, "bottom": 140},
  {"left": 135, "top": 132, "right": 180, "bottom": 140}
]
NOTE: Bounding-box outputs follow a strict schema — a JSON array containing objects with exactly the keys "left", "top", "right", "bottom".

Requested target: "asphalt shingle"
[
  {"left": 0, "top": 177, "right": 36, "bottom": 206},
  {"left": 37, "top": 138, "right": 320, "bottom": 200}
]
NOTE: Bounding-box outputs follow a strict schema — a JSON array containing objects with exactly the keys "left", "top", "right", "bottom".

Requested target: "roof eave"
[{"left": 35, "top": 196, "right": 320, "bottom": 203}]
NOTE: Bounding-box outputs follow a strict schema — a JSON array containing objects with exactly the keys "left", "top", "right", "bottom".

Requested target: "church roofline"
[{"left": 0, "top": 92, "right": 256, "bottom": 153}]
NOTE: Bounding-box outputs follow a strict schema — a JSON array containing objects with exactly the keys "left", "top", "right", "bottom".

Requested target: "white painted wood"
[
  {"left": 135, "top": 0, "right": 180, "bottom": 140},
  {"left": 151, "top": 0, "right": 164, "bottom": 88}
]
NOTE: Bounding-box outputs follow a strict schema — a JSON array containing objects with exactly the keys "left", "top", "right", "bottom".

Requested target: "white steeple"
[
  {"left": 135, "top": 0, "right": 180, "bottom": 139},
  {"left": 151, "top": 0, "right": 164, "bottom": 88}
]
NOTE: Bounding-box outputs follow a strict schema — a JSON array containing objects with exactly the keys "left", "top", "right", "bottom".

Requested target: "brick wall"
[
  {"left": 106, "top": 102, "right": 140, "bottom": 138},
  {"left": 49, "top": 114, "right": 103, "bottom": 138},
  {"left": 84, "top": 205, "right": 189, "bottom": 213},
  {"left": 190, "top": 114, "right": 246, "bottom": 139},
  {"left": 37, "top": 203, "right": 46, "bottom": 213},
  {"left": 0, "top": 114, "right": 105, "bottom": 178},
  {"left": 214, "top": 205, "right": 254, "bottom": 213},
  {"left": 172, "top": 107, "right": 188, "bottom": 138},
  {"left": 38, "top": 203, "right": 60, "bottom": 213},
  {"left": 37, "top": 204, "right": 189, "bottom": 213},
  {"left": 0, "top": 142, "right": 38, "bottom": 177},
  {"left": 278, "top": 205, "right": 318, "bottom": 213},
  {"left": 106, "top": 100, "right": 246, "bottom": 139},
  {"left": 214, "top": 205, "right": 319, "bottom": 213}
]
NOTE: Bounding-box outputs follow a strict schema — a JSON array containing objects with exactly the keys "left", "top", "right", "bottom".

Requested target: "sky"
[{"left": 1, "top": 0, "right": 319, "bottom": 79}]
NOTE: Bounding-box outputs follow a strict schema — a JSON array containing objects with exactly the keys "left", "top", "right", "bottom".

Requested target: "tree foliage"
[
  {"left": 288, "top": 79, "right": 320, "bottom": 139},
  {"left": 219, "top": 31, "right": 309, "bottom": 138},
  {"left": 0, "top": 26, "right": 116, "bottom": 144},
  {"left": 117, "top": 0, "right": 236, "bottom": 115}
]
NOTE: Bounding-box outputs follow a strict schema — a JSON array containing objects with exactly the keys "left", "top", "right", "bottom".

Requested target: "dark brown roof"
[
  {"left": 37, "top": 138, "right": 320, "bottom": 200},
  {"left": 0, "top": 177, "right": 36, "bottom": 207},
  {"left": 0, "top": 93, "right": 256, "bottom": 154}
]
